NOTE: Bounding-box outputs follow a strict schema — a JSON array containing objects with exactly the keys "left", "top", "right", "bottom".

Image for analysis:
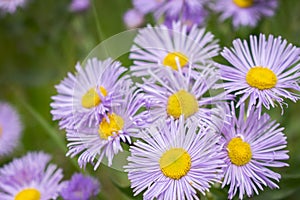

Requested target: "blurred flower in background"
[
  {"left": 214, "top": 0, "right": 278, "bottom": 28},
  {"left": 123, "top": 9, "right": 144, "bottom": 29},
  {"left": 0, "top": 152, "right": 63, "bottom": 200},
  {"left": 69, "top": 0, "right": 90, "bottom": 12},
  {"left": 61, "top": 173, "right": 100, "bottom": 200},
  {"left": 0, "top": 0, "right": 27, "bottom": 13},
  {"left": 0, "top": 102, "right": 22, "bottom": 156}
]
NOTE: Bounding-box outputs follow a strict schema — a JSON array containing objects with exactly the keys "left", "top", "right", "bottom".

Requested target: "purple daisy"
[
  {"left": 69, "top": 0, "right": 90, "bottom": 12},
  {"left": 66, "top": 85, "right": 148, "bottom": 169},
  {"left": 130, "top": 21, "right": 220, "bottom": 77},
  {"left": 217, "top": 34, "right": 300, "bottom": 116},
  {"left": 138, "top": 64, "right": 230, "bottom": 131},
  {"left": 60, "top": 173, "right": 100, "bottom": 200},
  {"left": 125, "top": 117, "right": 224, "bottom": 199},
  {"left": 214, "top": 0, "right": 278, "bottom": 28},
  {"left": 219, "top": 102, "right": 289, "bottom": 199},
  {"left": 51, "top": 58, "right": 130, "bottom": 129},
  {"left": 0, "top": 0, "right": 26, "bottom": 13},
  {"left": 123, "top": 9, "right": 144, "bottom": 29},
  {"left": 0, "top": 102, "right": 22, "bottom": 156},
  {"left": 0, "top": 152, "right": 64, "bottom": 200}
]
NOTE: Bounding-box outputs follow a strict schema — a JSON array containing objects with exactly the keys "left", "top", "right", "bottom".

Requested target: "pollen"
[
  {"left": 15, "top": 188, "right": 41, "bottom": 200},
  {"left": 246, "top": 67, "right": 277, "bottom": 90},
  {"left": 160, "top": 148, "right": 191, "bottom": 180},
  {"left": 163, "top": 52, "right": 188, "bottom": 70},
  {"left": 227, "top": 137, "right": 252, "bottom": 166},
  {"left": 233, "top": 0, "right": 254, "bottom": 8},
  {"left": 167, "top": 90, "right": 198, "bottom": 119},
  {"left": 98, "top": 113, "right": 124, "bottom": 139},
  {"left": 81, "top": 86, "right": 107, "bottom": 108}
]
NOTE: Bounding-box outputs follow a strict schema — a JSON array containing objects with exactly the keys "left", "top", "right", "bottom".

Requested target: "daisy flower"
[
  {"left": 60, "top": 173, "right": 100, "bottom": 200},
  {"left": 130, "top": 21, "right": 220, "bottom": 78},
  {"left": 66, "top": 85, "right": 148, "bottom": 170},
  {"left": 217, "top": 34, "right": 300, "bottom": 116},
  {"left": 0, "top": 102, "right": 22, "bottom": 156},
  {"left": 138, "top": 64, "right": 230, "bottom": 130},
  {"left": 0, "top": 152, "right": 64, "bottom": 200},
  {"left": 51, "top": 58, "right": 130, "bottom": 129},
  {"left": 0, "top": 0, "right": 26, "bottom": 13},
  {"left": 220, "top": 102, "right": 289, "bottom": 199},
  {"left": 125, "top": 117, "right": 224, "bottom": 199},
  {"left": 214, "top": 0, "right": 278, "bottom": 28}
]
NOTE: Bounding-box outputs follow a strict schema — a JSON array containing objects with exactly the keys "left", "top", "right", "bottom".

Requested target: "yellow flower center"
[
  {"left": 227, "top": 137, "right": 252, "bottom": 166},
  {"left": 166, "top": 90, "right": 198, "bottom": 119},
  {"left": 0, "top": 125, "right": 2, "bottom": 138},
  {"left": 159, "top": 148, "right": 191, "bottom": 180},
  {"left": 15, "top": 188, "right": 41, "bottom": 200},
  {"left": 163, "top": 52, "right": 188, "bottom": 70},
  {"left": 233, "top": 0, "right": 254, "bottom": 8},
  {"left": 246, "top": 67, "right": 277, "bottom": 90},
  {"left": 81, "top": 86, "right": 107, "bottom": 108},
  {"left": 98, "top": 113, "right": 124, "bottom": 139}
]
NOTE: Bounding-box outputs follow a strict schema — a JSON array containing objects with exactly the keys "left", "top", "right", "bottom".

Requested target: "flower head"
[
  {"left": 66, "top": 85, "right": 148, "bottom": 169},
  {"left": 214, "top": 0, "right": 278, "bottom": 28},
  {"left": 138, "top": 64, "right": 229, "bottom": 130},
  {"left": 125, "top": 117, "right": 224, "bottom": 199},
  {"left": 0, "top": 102, "right": 22, "bottom": 156},
  {"left": 130, "top": 21, "right": 220, "bottom": 78},
  {"left": 217, "top": 34, "right": 300, "bottom": 116},
  {"left": 0, "top": 152, "right": 63, "bottom": 200},
  {"left": 0, "top": 0, "right": 26, "bottom": 13},
  {"left": 69, "top": 0, "right": 90, "bottom": 12},
  {"left": 220, "top": 102, "right": 289, "bottom": 199},
  {"left": 51, "top": 58, "right": 130, "bottom": 129},
  {"left": 123, "top": 9, "right": 144, "bottom": 29},
  {"left": 60, "top": 173, "right": 100, "bottom": 200}
]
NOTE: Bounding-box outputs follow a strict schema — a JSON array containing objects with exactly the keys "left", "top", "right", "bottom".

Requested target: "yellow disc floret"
[
  {"left": 160, "top": 148, "right": 191, "bottom": 180},
  {"left": 233, "top": 0, "right": 254, "bottom": 8},
  {"left": 246, "top": 67, "right": 277, "bottom": 90},
  {"left": 167, "top": 90, "right": 198, "bottom": 119},
  {"left": 163, "top": 52, "right": 189, "bottom": 70},
  {"left": 227, "top": 137, "right": 252, "bottom": 166},
  {"left": 15, "top": 188, "right": 41, "bottom": 200},
  {"left": 81, "top": 86, "right": 107, "bottom": 108},
  {"left": 98, "top": 113, "right": 124, "bottom": 139}
]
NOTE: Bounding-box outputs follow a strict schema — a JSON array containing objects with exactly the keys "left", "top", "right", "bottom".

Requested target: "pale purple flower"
[
  {"left": 214, "top": 0, "right": 278, "bottom": 28},
  {"left": 51, "top": 58, "right": 130, "bottom": 129},
  {"left": 216, "top": 34, "right": 300, "bottom": 116},
  {"left": 125, "top": 117, "right": 224, "bottom": 199},
  {"left": 137, "top": 63, "right": 230, "bottom": 131},
  {"left": 61, "top": 173, "right": 100, "bottom": 200},
  {"left": 0, "top": 102, "right": 22, "bottom": 156},
  {"left": 69, "top": 0, "right": 90, "bottom": 12},
  {"left": 219, "top": 102, "right": 289, "bottom": 199},
  {"left": 123, "top": 9, "right": 144, "bottom": 29},
  {"left": 130, "top": 21, "right": 220, "bottom": 78},
  {"left": 66, "top": 85, "right": 148, "bottom": 169},
  {"left": 0, "top": 152, "right": 64, "bottom": 200},
  {"left": 0, "top": 0, "right": 26, "bottom": 13}
]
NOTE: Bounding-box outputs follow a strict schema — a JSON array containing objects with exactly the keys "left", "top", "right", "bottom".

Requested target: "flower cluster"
[
  {"left": 124, "top": 0, "right": 279, "bottom": 29},
  {"left": 50, "top": 19, "right": 298, "bottom": 199}
]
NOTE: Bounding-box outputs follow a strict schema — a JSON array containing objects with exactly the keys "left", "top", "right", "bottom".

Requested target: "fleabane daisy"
[
  {"left": 125, "top": 117, "right": 224, "bottom": 200},
  {"left": 214, "top": 0, "right": 278, "bottom": 28},
  {"left": 138, "top": 64, "right": 230, "bottom": 130},
  {"left": 220, "top": 102, "right": 289, "bottom": 199},
  {"left": 217, "top": 34, "right": 300, "bottom": 116},
  {"left": 66, "top": 86, "right": 148, "bottom": 170},
  {"left": 0, "top": 0, "right": 26, "bottom": 13},
  {"left": 0, "top": 152, "right": 64, "bottom": 200},
  {"left": 130, "top": 21, "right": 220, "bottom": 78},
  {"left": 51, "top": 58, "right": 130, "bottom": 129},
  {"left": 0, "top": 102, "right": 22, "bottom": 156}
]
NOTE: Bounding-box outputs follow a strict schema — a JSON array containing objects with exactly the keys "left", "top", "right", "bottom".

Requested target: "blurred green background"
[{"left": 0, "top": 0, "right": 300, "bottom": 199}]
